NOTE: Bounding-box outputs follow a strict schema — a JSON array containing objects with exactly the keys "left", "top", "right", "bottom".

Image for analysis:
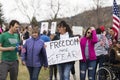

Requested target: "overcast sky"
[{"left": 1, "top": 0, "right": 120, "bottom": 23}]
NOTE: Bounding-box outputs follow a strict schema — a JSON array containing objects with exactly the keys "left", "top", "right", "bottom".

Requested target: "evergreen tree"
[{"left": 30, "top": 16, "right": 38, "bottom": 27}]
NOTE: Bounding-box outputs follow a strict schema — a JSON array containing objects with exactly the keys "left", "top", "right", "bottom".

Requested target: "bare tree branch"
[
  {"left": 14, "top": 0, "right": 31, "bottom": 22},
  {"left": 13, "top": 0, "right": 42, "bottom": 23},
  {"left": 92, "top": 0, "right": 105, "bottom": 27},
  {"left": 49, "top": 0, "right": 62, "bottom": 20}
]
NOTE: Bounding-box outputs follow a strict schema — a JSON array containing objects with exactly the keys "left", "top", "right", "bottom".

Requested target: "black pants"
[
  {"left": 71, "top": 61, "right": 75, "bottom": 75},
  {"left": 71, "top": 64, "right": 75, "bottom": 75},
  {"left": 49, "top": 65, "right": 57, "bottom": 80}
]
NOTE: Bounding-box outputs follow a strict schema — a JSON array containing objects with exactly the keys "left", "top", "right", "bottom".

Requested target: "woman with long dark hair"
[
  {"left": 56, "top": 21, "right": 74, "bottom": 80},
  {"left": 79, "top": 27, "right": 98, "bottom": 80}
]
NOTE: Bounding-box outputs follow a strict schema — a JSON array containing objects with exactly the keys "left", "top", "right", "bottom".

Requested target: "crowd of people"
[{"left": 0, "top": 20, "right": 120, "bottom": 80}]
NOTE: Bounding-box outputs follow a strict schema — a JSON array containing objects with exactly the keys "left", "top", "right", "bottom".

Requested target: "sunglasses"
[
  {"left": 58, "top": 26, "right": 63, "bottom": 28},
  {"left": 87, "top": 32, "right": 91, "bottom": 34}
]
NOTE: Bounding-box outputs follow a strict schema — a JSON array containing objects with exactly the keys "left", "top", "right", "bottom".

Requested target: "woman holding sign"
[
  {"left": 80, "top": 27, "right": 98, "bottom": 80},
  {"left": 56, "top": 21, "right": 74, "bottom": 80}
]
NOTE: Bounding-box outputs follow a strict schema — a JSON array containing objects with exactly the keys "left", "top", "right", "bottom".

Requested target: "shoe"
[{"left": 73, "top": 74, "right": 76, "bottom": 80}]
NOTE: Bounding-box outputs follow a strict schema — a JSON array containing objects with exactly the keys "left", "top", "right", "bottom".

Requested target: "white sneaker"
[{"left": 73, "top": 74, "right": 77, "bottom": 80}]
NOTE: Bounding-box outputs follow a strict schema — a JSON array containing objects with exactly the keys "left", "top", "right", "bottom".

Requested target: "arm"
[
  {"left": 91, "top": 30, "right": 98, "bottom": 43},
  {"left": 104, "top": 37, "right": 109, "bottom": 50},
  {"left": 41, "top": 45, "right": 48, "bottom": 67},
  {"left": 21, "top": 41, "right": 27, "bottom": 62},
  {"left": 0, "top": 34, "right": 15, "bottom": 51},
  {"left": 0, "top": 44, "right": 15, "bottom": 51},
  {"left": 90, "top": 27, "right": 98, "bottom": 43}
]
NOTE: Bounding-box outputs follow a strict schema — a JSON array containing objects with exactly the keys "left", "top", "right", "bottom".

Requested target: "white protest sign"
[
  {"left": 40, "top": 22, "right": 49, "bottom": 34},
  {"left": 72, "top": 26, "right": 83, "bottom": 36},
  {"left": 45, "top": 37, "right": 83, "bottom": 65},
  {"left": 51, "top": 22, "right": 57, "bottom": 34},
  {"left": 2, "top": 24, "right": 6, "bottom": 31}
]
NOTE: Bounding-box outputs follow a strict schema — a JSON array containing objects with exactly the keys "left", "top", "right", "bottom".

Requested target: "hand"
[
  {"left": 18, "top": 46, "right": 22, "bottom": 51},
  {"left": 100, "top": 40, "right": 105, "bottom": 46},
  {"left": 44, "top": 45, "right": 47, "bottom": 48},
  {"left": 8, "top": 47, "right": 16, "bottom": 51},
  {"left": 22, "top": 61, "right": 26, "bottom": 65},
  {"left": 90, "top": 27, "right": 95, "bottom": 31},
  {"left": 21, "top": 48, "right": 26, "bottom": 53},
  {"left": 44, "top": 67, "right": 48, "bottom": 70},
  {"left": 113, "top": 39, "right": 117, "bottom": 43}
]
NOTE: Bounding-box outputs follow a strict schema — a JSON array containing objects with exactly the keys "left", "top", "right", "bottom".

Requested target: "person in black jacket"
[
  {"left": 56, "top": 21, "right": 75, "bottom": 80},
  {"left": 23, "top": 26, "right": 29, "bottom": 40},
  {"left": 109, "top": 40, "right": 120, "bottom": 79},
  {"left": 110, "top": 40, "right": 120, "bottom": 65},
  {"left": 49, "top": 34, "right": 59, "bottom": 80}
]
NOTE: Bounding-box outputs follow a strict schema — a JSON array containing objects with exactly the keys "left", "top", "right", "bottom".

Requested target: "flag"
[{"left": 112, "top": 0, "right": 120, "bottom": 40}]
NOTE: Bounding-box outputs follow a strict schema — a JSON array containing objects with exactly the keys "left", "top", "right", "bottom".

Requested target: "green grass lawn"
[{"left": 7, "top": 58, "right": 49, "bottom": 80}]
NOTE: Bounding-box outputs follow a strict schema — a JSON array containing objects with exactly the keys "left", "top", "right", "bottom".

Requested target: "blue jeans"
[
  {"left": 58, "top": 62, "right": 73, "bottom": 80},
  {"left": 27, "top": 66, "right": 41, "bottom": 80},
  {"left": 80, "top": 60, "right": 96, "bottom": 80}
]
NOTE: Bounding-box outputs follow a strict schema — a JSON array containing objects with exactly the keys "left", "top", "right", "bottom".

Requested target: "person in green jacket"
[{"left": 0, "top": 20, "right": 20, "bottom": 80}]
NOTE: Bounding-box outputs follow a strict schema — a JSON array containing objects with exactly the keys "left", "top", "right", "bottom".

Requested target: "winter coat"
[
  {"left": 95, "top": 34, "right": 109, "bottom": 56},
  {"left": 21, "top": 36, "right": 48, "bottom": 67},
  {"left": 80, "top": 30, "right": 98, "bottom": 62}
]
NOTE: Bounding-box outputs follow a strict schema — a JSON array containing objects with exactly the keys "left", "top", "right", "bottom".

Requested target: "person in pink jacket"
[
  {"left": 79, "top": 27, "right": 98, "bottom": 80},
  {"left": 0, "top": 27, "right": 3, "bottom": 34}
]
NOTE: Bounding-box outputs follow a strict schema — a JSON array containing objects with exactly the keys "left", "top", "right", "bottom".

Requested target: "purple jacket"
[
  {"left": 80, "top": 30, "right": 98, "bottom": 62},
  {"left": 21, "top": 37, "right": 48, "bottom": 67}
]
